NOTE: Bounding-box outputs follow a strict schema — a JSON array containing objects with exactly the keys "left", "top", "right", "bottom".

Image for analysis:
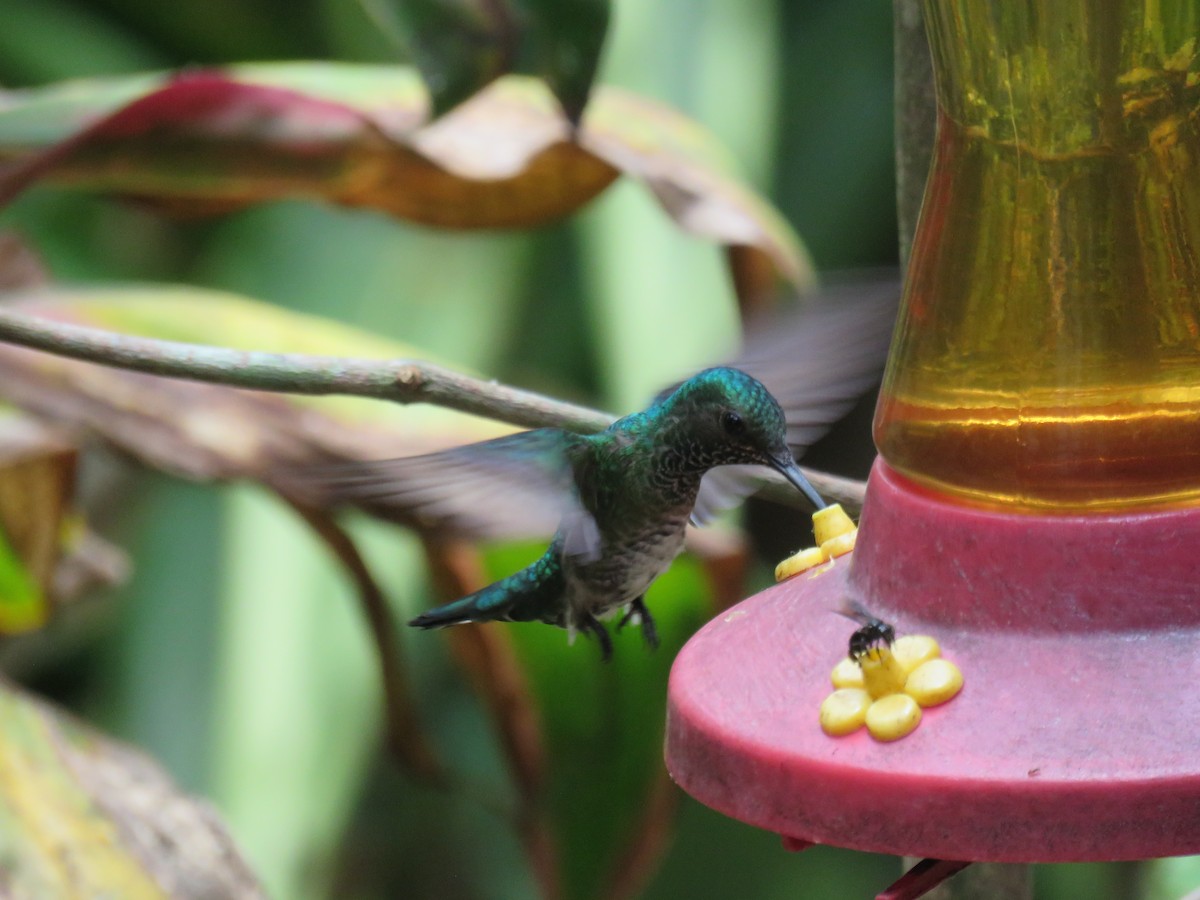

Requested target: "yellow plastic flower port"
[
  {"left": 774, "top": 547, "right": 826, "bottom": 581},
  {"left": 819, "top": 688, "right": 872, "bottom": 735},
  {"left": 813, "top": 504, "right": 856, "bottom": 545},
  {"left": 775, "top": 504, "right": 858, "bottom": 580},
  {"left": 859, "top": 648, "right": 908, "bottom": 698},
  {"left": 892, "top": 634, "right": 941, "bottom": 672},
  {"left": 820, "top": 531, "right": 857, "bottom": 559},
  {"left": 906, "top": 658, "right": 965, "bottom": 708},
  {"left": 830, "top": 657, "right": 865, "bottom": 689},
  {"left": 865, "top": 693, "right": 922, "bottom": 741},
  {"left": 819, "top": 633, "right": 963, "bottom": 741}
]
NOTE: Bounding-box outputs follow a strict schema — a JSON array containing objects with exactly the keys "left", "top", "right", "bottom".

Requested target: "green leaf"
[
  {"left": 518, "top": 0, "right": 611, "bottom": 126},
  {"left": 378, "top": 0, "right": 517, "bottom": 117},
  {"left": 1143, "top": 854, "right": 1200, "bottom": 900},
  {"left": 366, "top": 0, "right": 610, "bottom": 123},
  {"left": 0, "top": 525, "right": 41, "bottom": 632}
]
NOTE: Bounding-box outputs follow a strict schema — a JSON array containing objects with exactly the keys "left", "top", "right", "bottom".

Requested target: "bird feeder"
[{"left": 666, "top": 0, "right": 1200, "bottom": 893}]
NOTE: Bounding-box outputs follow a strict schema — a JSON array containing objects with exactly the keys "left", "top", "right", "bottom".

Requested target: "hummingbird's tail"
[{"left": 409, "top": 553, "right": 566, "bottom": 629}]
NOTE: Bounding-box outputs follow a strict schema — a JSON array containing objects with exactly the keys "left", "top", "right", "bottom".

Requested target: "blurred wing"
[
  {"left": 559, "top": 501, "right": 603, "bottom": 562},
  {"left": 305, "top": 428, "right": 598, "bottom": 550},
  {"left": 690, "top": 465, "right": 765, "bottom": 526},
  {"left": 691, "top": 274, "right": 900, "bottom": 522},
  {"left": 737, "top": 273, "right": 899, "bottom": 451}
]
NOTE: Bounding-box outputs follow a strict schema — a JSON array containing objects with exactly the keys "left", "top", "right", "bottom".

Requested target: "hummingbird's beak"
[{"left": 771, "top": 455, "right": 828, "bottom": 510}]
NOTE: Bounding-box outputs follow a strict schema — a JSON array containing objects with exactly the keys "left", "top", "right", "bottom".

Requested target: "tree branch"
[
  {"left": 0, "top": 305, "right": 611, "bottom": 433},
  {"left": 0, "top": 304, "right": 866, "bottom": 510}
]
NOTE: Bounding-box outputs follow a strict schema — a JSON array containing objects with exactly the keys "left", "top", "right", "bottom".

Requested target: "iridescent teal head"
[{"left": 661, "top": 367, "right": 827, "bottom": 508}]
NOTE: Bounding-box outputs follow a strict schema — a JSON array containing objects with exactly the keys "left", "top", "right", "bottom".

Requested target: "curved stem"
[
  {"left": 0, "top": 304, "right": 864, "bottom": 510},
  {"left": 0, "top": 305, "right": 611, "bottom": 433}
]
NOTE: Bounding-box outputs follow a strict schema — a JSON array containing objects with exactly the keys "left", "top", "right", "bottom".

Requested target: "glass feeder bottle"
[{"left": 873, "top": 1, "right": 1200, "bottom": 511}]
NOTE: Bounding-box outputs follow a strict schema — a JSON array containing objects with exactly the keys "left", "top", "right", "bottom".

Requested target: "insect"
[{"left": 847, "top": 615, "right": 896, "bottom": 662}]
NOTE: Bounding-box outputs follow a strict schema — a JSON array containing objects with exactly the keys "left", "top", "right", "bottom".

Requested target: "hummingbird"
[{"left": 316, "top": 279, "right": 899, "bottom": 659}]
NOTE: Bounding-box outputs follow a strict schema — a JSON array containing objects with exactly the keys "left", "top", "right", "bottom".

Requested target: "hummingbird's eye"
[{"left": 721, "top": 411, "right": 746, "bottom": 437}]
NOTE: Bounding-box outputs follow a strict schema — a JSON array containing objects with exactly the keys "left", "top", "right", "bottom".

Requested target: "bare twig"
[
  {"left": 0, "top": 305, "right": 865, "bottom": 510},
  {"left": 0, "top": 306, "right": 610, "bottom": 433}
]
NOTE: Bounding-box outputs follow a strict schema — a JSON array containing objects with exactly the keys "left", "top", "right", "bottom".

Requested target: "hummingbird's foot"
[
  {"left": 580, "top": 613, "right": 614, "bottom": 662},
  {"left": 618, "top": 596, "right": 659, "bottom": 650}
]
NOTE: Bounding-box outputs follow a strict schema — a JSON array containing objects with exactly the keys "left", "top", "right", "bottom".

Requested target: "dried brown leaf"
[
  {"left": 0, "top": 415, "right": 75, "bottom": 594},
  {"left": 0, "top": 65, "right": 814, "bottom": 305}
]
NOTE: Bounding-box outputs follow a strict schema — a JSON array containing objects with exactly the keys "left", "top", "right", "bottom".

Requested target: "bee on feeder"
[
  {"left": 821, "top": 604, "right": 963, "bottom": 742},
  {"left": 845, "top": 613, "right": 896, "bottom": 662}
]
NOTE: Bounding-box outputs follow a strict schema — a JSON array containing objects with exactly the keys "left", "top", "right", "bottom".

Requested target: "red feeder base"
[{"left": 665, "top": 460, "right": 1200, "bottom": 862}]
